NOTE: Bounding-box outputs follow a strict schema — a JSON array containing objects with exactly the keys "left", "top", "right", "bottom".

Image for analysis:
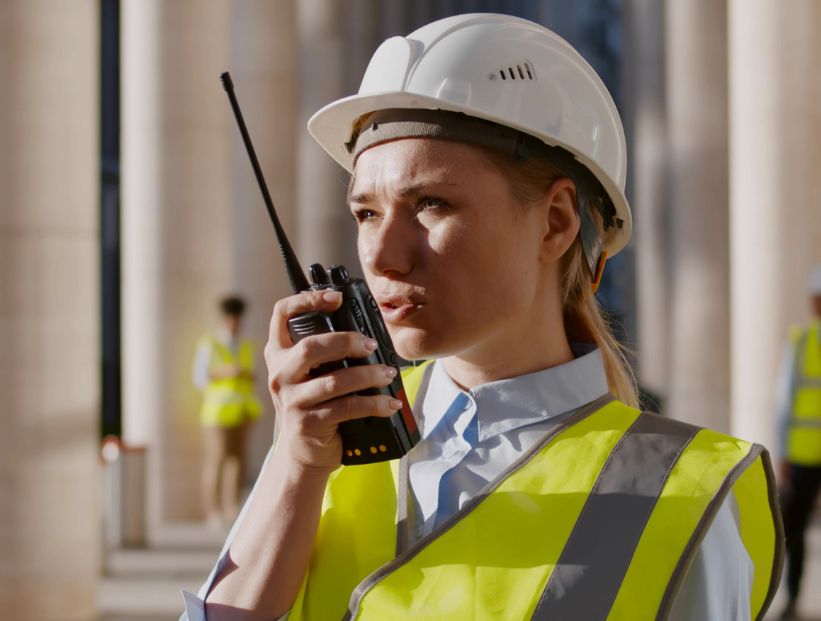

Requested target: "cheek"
[
  {"left": 430, "top": 229, "right": 526, "bottom": 320},
  {"left": 466, "top": 227, "right": 542, "bottom": 315},
  {"left": 357, "top": 237, "right": 367, "bottom": 270},
  {"left": 427, "top": 209, "right": 500, "bottom": 260},
  {"left": 356, "top": 228, "right": 372, "bottom": 265},
  {"left": 357, "top": 225, "right": 390, "bottom": 276},
  {"left": 435, "top": 216, "right": 533, "bottom": 279}
]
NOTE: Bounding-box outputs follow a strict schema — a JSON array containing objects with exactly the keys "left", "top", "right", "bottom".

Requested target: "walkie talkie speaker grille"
[{"left": 288, "top": 313, "right": 334, "bottom": 339}]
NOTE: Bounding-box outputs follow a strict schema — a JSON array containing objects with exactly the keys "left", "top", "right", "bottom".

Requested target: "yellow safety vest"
[
  {"left": 289, "top": 363, "right": 783, "bottom": 621},
  {"left": 787, "top": 321, "right": 821, "bottom": 465},
  {"left": 199, "top": 336, "right": 262, "bottom": 428}
]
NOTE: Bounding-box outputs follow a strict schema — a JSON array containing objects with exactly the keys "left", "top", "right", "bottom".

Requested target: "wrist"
[{"left": 272, "top": 443, "right": 337, "bottom": 481}]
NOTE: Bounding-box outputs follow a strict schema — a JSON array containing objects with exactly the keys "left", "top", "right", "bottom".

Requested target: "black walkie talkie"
[{"left": 220, "top": 71, "right": 420, "bottom": 465}]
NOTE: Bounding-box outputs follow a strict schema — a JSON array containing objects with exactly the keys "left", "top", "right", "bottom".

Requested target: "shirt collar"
[
  {"left": 420, "top": 361, "right": 470, "bottom": 437},
  {"left": 420, "top": 345, "right": 609, "bottom": 442}
]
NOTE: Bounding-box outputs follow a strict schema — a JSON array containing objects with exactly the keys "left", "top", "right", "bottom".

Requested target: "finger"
[
  {"left": 268, "top": 290, "right": 343, "bottom": 350},
  {"left": 311, "top": 393, "right": 405, "bottom": 426},
  {"left": 290, "top": 363, "right": 398, "bottom": 408},
  {"left": 279, "top": 331, "right": 379, "bottom": 383}
]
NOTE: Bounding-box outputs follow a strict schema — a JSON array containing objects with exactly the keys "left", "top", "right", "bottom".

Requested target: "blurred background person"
[
  {"left": 777, "top": 265, "right": 821, "bottom": 620},
  {"left": 193, "top": 295, "right": 262, "bottom": 529}
]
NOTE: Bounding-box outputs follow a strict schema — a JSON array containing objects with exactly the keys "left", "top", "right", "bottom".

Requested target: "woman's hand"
[
  {"left": 205, "top": 287, "right": 400, "bottom": 615},
  {"left": 265, "top": 289, "right": 402, "bottom": 472}
]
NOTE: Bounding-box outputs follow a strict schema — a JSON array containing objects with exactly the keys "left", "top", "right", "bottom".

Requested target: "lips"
[{"left": 376, "top": 293, "right": 425, "bottom": 323}]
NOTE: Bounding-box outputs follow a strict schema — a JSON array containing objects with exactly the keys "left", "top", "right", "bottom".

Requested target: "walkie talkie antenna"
[{"left": 220, "top": 71, "right": 310, "bottom": 293}]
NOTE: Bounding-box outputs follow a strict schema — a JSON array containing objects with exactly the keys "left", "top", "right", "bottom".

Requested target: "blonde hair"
[{"left": 481, "top": 149, "right": 639, "bottom": 408}]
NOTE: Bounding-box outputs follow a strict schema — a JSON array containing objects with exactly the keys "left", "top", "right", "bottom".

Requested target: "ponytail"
[{"left": 561, "top": 239, "right": 638, "bottom": 407}]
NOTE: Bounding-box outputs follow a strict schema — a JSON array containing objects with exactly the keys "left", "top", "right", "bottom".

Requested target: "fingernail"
[
  {"left": 364, "top": 338, "right": 378, "bottom": 351},
  {"left": 384, "top": 366, "right": 397, "bottom": 378},
  {"left": 322, "top": 291, "right": 342, "bottom": 302},
  {"left": 389, "top": 399, "right": 404, "bottom": 410}
]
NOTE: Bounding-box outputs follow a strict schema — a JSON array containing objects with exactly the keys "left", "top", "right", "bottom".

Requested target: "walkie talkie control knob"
[
  {"left": 309, "top": 263, "right": 329, "bottom": 286},
  {"left": 329, "top": 265, "right": 350, "bottom": 287}
]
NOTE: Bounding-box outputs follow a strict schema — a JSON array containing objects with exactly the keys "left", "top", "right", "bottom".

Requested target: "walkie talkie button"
[
  {"left": 348, "top": 299, "right": 366, "bottom": 333},
  {"left": 309, "top": 263, "right": 329, "bottom": 286},
  {"left": 329, "top": 265, "right": 350, "bottom": 286},
  {"left": 367, "top": 296, "right": 379, "bottom": 310}
]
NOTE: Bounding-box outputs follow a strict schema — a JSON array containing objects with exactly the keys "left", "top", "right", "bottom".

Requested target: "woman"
[{"left": 183, "top": 14, "right": 782, "bottom": 621}]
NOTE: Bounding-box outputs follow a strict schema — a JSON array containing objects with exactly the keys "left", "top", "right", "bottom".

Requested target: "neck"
[
  {"left": 220, "top": 327, "right": 239, "bottom": 341},
  {"left": 442, "top": 293, "right": 573, "bottom": 390}
]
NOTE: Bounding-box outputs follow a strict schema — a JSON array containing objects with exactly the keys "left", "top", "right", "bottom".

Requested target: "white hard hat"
[
  {"left": 810, "top": 264, "right": 821, "bottom": 295},
  {"left": 308, "top": 13, "right": 632, "bottom": 262}
]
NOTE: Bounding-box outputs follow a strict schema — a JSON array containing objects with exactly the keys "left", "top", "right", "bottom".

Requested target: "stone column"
[
  {"left": 296, "top": 0, "right": 359, "bottom": 271},
  {"left": 665, "top": 1, "right": 731, "bottom": 431},
  {"left": 623, "top": 0, "right": 670, "bottom": 402},
  {"left": 229, "top": 0, "right": 298, "bottom": 479},
  {"left": 0, "top": 1, "right": 100, "bottom": 618},
  {"left": 729, "top": 1, "right": 821, "bottom": 450},
  {"left": 122, "top": 0, "right": 296, "bottom": 526}
]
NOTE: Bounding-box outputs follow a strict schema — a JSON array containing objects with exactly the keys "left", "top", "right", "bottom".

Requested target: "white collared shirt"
[{"left": 181, "top": 348, "right": 753, "bottom": 621}]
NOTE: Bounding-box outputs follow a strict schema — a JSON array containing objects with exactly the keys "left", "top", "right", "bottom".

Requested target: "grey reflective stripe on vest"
[
  {"left": 788, "top": 418, "right": 821, "bottom": 428},
  {"left": 531, "top": 413, "right": 699, "bottom": 621},
  {"left": 394, "top": 456, "right": 413, "bottom": 557}
]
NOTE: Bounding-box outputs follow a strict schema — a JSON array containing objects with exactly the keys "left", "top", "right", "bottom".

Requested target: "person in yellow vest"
[
  {"left": 181, "top": 14, "right": 782, "bottom": 621},
  {"left": 192, "top": 295, "right": 262, "bottom": 529},
  {"left": 777, "top": 265, "right": 821, "bottom": 620}
]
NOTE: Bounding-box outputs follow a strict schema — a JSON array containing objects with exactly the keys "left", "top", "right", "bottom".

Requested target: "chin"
[
  {"left": 390, "top": 325, "right": 458, "bottom": 362},
  {"left": 393, "top": 335, "right": 431, "bottom": 362}
]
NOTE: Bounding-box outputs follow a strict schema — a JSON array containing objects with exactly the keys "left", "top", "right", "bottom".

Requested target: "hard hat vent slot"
[{"left": 496, "top": 62, "right": 535, "bottom": 82}]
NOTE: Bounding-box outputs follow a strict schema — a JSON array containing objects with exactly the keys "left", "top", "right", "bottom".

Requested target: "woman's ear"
[{"left": 540, "top": 177, "right": 580, "bottom": 262}]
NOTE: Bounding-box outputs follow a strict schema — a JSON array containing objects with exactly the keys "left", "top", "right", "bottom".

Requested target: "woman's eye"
[
  {"left": 351, "top": 208, "right": 378, "bottom": 223},
  {"left": 418, "top": 196, "right": 448, "bottom": 211}
]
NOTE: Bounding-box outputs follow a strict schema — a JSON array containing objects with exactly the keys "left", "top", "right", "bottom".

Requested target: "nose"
[{"left": 360, "top": 209, "right": 416, "bottom": 277}]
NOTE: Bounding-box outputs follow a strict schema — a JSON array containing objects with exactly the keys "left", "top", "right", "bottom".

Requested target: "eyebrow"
[{"left": 347, "top": 181, "right": 458, "bottom": 206}]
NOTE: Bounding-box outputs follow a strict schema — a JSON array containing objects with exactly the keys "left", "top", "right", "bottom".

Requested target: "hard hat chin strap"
[
  {"left": 579, "top": 191, "right": 609, "bottom": 293},
  {"left": 348, "top": 108, "right": 622, "bottom": 288}
]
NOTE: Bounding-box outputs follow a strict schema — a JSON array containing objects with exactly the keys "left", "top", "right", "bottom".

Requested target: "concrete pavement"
[{"left": 99, "top": 522, "right": 223, "bottom": 621}]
